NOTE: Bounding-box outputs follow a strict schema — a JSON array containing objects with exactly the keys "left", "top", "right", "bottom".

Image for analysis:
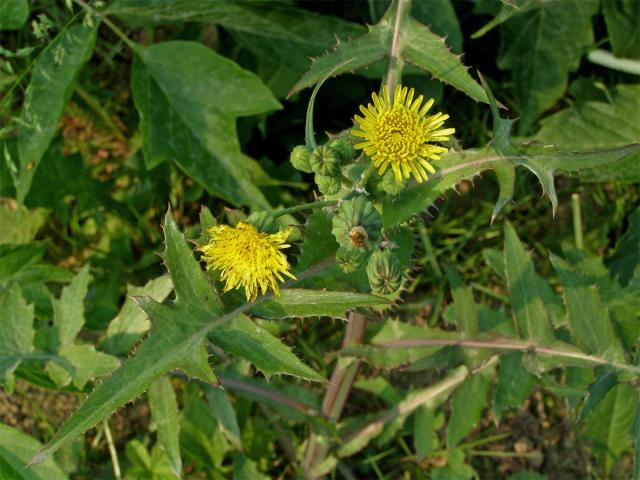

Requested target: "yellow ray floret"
[
  {"left": 352, "top": 84, "right": 455, "bottom": 183},
  {"left": 199, "top": 222, "right": 296, "bottom": 301}
]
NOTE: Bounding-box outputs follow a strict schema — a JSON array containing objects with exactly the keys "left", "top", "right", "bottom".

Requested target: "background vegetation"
[{"left": 0, "top": 0, "right": 639, "bottom": 479}]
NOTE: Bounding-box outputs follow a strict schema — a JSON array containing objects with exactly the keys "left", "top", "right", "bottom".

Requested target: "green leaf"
[
  {"left": 0, "top": 0, "right": 29, "bottom": 30},
  {"left": 444, "top": 265, "right": 479, "bottom": 336},
  {"left": 289, "top": 21, "right": 389, "bottom": 96},
  {"left": 149, "top": 376, "right": 182, "bottom": 477},
  {"left": 125, "top": 440, "right": 178, "bottom": 480},
  {"left": 412, "top": 0, "right": 463, "bottom": 53},
  {"left": 585, "top": 383, "right": 639, "bottom": 477},
  {"left": 534, "top": 84, "right": 640, "bottom": 183},
  {"left": 16, "top": 23, "right": 97, "bottom": 202},
  {"left": 446, "top": 367, "right": 493, "bottom": 449},
  {"left": 0, "top": 425, "right": 66, "bottom": 480},
  {"left": 580, "top": 369, "right": 619, "bottom": 421},
  {"left": 31, "top": 211, "right": 230, "bottom": 464},
  {"left": 204, "top": 384, "right": 242, "bottom": 450},
  {"left": 109, "top": 0, "right": 364, "bottom": 75},
  {"left": 0, "top": 205, "right": 47, "bottom": 244},
  {"left": 550, "top": 254, "right": 625, "bottom": 362},
  {"left": 179, "top": 396, "right": 229, "bottom": 470},
  {"left": 403, "top": 18, "right": 487, "bottom": 103},
  {"left": 492, "top": 352, "right": 536, "bottom": 422},
  {"left": 209, "top": 314, "right": 323, "bottom": 382},
  {"left": 0, "top": 286, "right": 34, "bottom": 383},
  {"left": 51, "top": 264, "right": 90, "bottom": 348},
  {"left": 413, "top": 406, "right": 441, "bottom": 461},
  {"left": 132, "top": 41, "right": 280, "bottom": 208},
  {"left": 503, "top": 222, "right": 555, "bottom": 343},
  {"left": 603, "top": 0, "right": 640, "bottom": 59},
  {"left": 46, "top": 344, "right": 120, "bottom": 389},
  {"left": 101, "top": 275, "right": 174, "bottom": 355},
  {"left": 234, "top": 454, "right": 269, "bottom": 480},
  {"left": 0, "top": 242, "right": 47, "bottom": 284},
  {"left": 249, "top": 289, "right": 387, "bottom": 320},
  {"left": 498, "top": 0, "right": 598, "bottom": 133},
  {"left": 607, "top": 207, "right": 640, "bottom": 287}
]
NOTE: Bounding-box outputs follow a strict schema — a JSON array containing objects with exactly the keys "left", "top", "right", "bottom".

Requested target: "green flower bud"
[
  {"left": 336, "top": 246, "right": 368, "bottom": 273},
  {"left": 247, "top": 211, "right": 278, "bottom": 233},
  {"left": 290, "top": 145, "right": 313, "bottom": 173},
  {"left": 381, "top": 169, "right": 407, "bottom": 195},
  {"left": 366, "top": 249, "right": 402, "bottom": 295},
  {"left": 315, "top": 173, "right": 341, "bottom": 195},
  {"left": 328, "top": 138, "right": 356, "bottom": 164},
  {"left": 309, "top": 145, "right": 341, "bottom": 176},
  {"left": 332, "top": 196, "right": 382, "bottom": 250}
]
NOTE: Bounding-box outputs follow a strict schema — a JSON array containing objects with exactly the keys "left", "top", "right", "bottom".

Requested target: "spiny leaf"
[
  {"left": 148, "top": 376, "right": 182, "bottom": 476},
  {"left": 503, "top": 222, "right": 555, "bottom": 343},
  {"left": 31, "top": 210, "right": 228, "bottom": 465},
  {"left": 248, "top": 289, "right": 387, "bottom": 320},
  {"left": 51, "top": 264, "right": 90, "bottom": 348},
  {"left": 0, "top": 286, "right": 34, "bottom": 384},
  {"left": 550, "top": 254, "right": 625, "bottom": 363},
  {"left": 209, "top": 314, "right": 324, "bottom": 382}
]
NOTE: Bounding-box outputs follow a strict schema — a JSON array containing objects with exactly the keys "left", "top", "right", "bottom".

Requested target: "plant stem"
[
  {"left": 385, "top": 0, "right": 411, "bottom": 93},
  {"left": 71, "top": 0, "right": 138, "bottom": 52},
  {"left": 571, "top": 192, "right": 584, "bottom": 250},
  {"left": 103, "top": 419, "right": 121, "bottom": 480},
  {"left": 304, "top": 312, "right": 367, "bottom": 478},
  {"left": 272, "top": 200, "right": 338, "bottom": 219}
]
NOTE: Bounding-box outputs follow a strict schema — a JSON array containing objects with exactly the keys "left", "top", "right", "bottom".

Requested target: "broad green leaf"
[
  {"left": 25, "top": 146, "right": 112, "bottom": 225},
  {"left": 403, "top": 18, "right": 487, "bottom": 103},
  {"left": 446, "top": 367, "right": 493, "bottom": 449},
  {"left": 503, "top": 222, "right": 555, "bottom": 343},
  {"left": 180, "top": 396, "right": 229, "bottom": 470},
  {"left": 0, "top": 242, "right": 47, "bottom": 283},
  {"left": 431, "top": 448, "right": 476, "bottom": 480},
  {"left": 412, "top": 0, "right": 463, "bottom": 53},
  {"left": 603, "top": 0, "right": 640, "bottom": 59},
  {"left": 0, "top": 425, "right": 66, "bottom": 480},
  {"left": 354, "top": 377, "right": 401, "bottom": 405},
  {"left": 31, "top": 211, "right": 228, "bottom": 464},
  {"left": 204, "top": 384, "right": 242, "bottom": 450},
  {"left": 233, "top": 454, "right": 269, "bottom": 480},
  {"left": 51, "top": 264, "right": 90, "bottom": 348},
  {"left": 534, "top": 84, "right": 640, "bottom": 183},
  {"left": 585, "top": 383, "right": 639, "bottom": 477},
  {"left": 16, "top": 23, "right": 97, "bottom": 202},
  {"left": 444, "top": 265, "right": 479, "bottom": 336},
  {"left": 149, "top": 376, "right": 182, "bottom": 477},
  {"left": 413, "top": 406, "right": 441, "bottom": 461},
  {"left": 550, "top": 254, "right": 625, "bottom": 363},
  {"left": 132, "top": 41, "right": 280, "bottom": 208},
  {"left": 109, "top": 0, "right": 364, "bottom": 74},
  {"left": 209, "top": 314, "right": 323, "bottom": 382},
  {"left": 497, "top": 0, "right": 599, "bottom": 133},
  {"left": 492, "top": 352, "right": 536, "bottom": 422},
  {"left": 607, "top": 208, "right": 640, "bottom": 287},
  {"left": 0, "top": 0, "right": 29, "bottom": 30},
  {"left": 46, "top": 344, "right": 120, "bottom": 389},
  {"left": 125, "top": 440, "right": 178, "bottom": 480},
  {"left": 249, "top": 289, "right": 387, "bottom": 320},
  {"left": 0, "top": 205, "right": 47, "bottom": 244},
  {"left": 580, "top": 369, "right": 619, "bottom": 422},
  {"left": 0, "top": 286, "right": 34, "bottom": 383},
  {"left": 101, "top": 275, "right": 174, "bottom": 355}
]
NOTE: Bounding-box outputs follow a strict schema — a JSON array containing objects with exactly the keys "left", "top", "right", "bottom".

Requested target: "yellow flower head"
[
  {"left": 199, "top": 222, "right": 295, "bottom": 301},
  {"left": 352, "top": 85, "right": 455, "bottom": 183}
]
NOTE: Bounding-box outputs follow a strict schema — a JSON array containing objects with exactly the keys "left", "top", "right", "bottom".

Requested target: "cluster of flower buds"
[
  {"left": 330, "top": 195, "right": 402, "bottom": 294},
  {"left": 289, "top": 138, "right": 356, "bottom": 195}
]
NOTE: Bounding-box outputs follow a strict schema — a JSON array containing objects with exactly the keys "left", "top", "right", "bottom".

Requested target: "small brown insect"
[{"left": 348, "top": 225, "right": 368, "bottom": 248}]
